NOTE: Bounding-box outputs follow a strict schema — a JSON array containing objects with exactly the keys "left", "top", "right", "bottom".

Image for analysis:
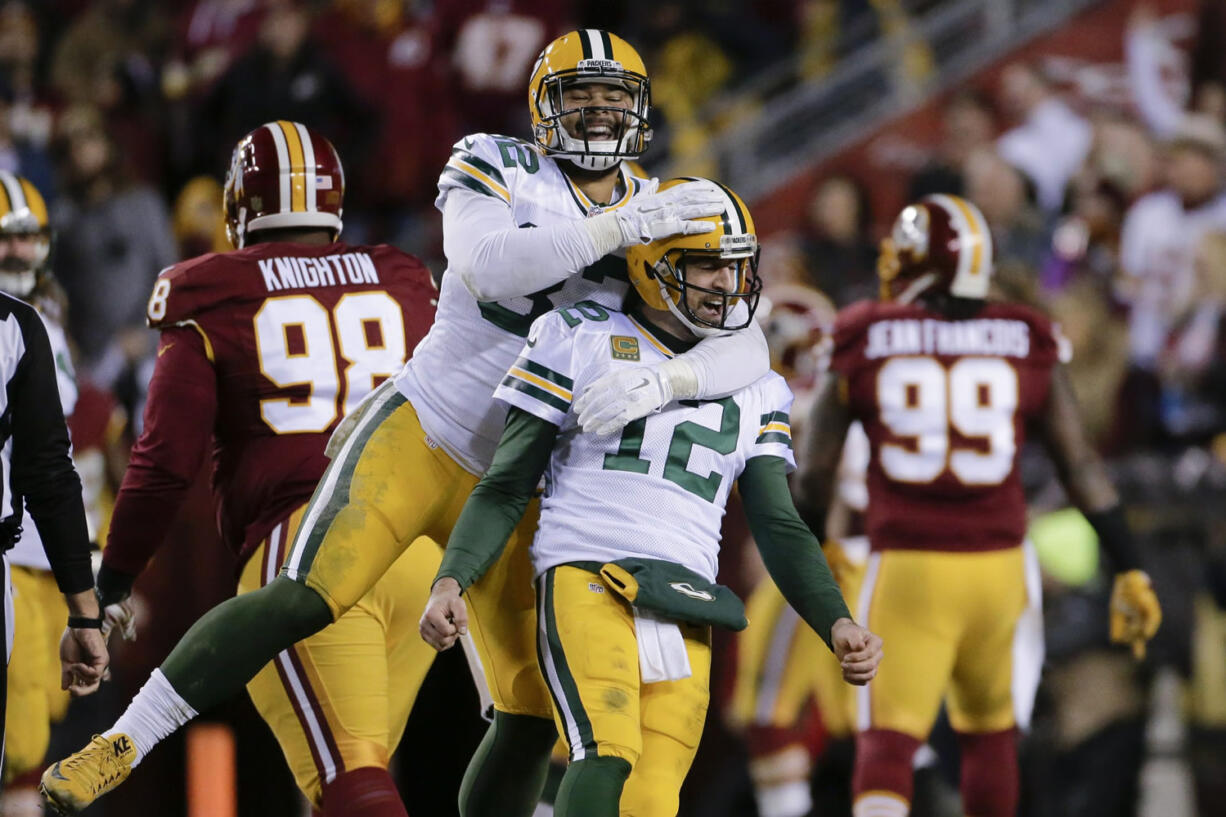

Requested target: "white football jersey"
[
  {"left": 395, "top": 133, "right": 649, "bottom": 474},
  {"left": 10, "top": 307, "right": 78, "bottom": 570},
  {"left": 494, "top": 305, "right": 795, "bottom": 583}
]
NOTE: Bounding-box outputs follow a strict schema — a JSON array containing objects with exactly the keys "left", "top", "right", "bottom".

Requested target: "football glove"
[
  {"left": 1109, "top": 569, "right": 1161, "bottom": 659},
  {"left": 575, "top": 365, "right": 673, "bottom": 436},
  {"left": 612, "top": 184, "right": 723, "bottom": 247},
  {"left": 101, "top": 599, "right": 136, "bottom": 642}
]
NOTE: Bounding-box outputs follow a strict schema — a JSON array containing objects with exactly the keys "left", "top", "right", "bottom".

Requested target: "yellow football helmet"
[
  {"left": 626, "top": 177, "right": 762, "bottom": 336},
  {"left": 528, "top": 29, "right": 651, "bottom": 172},
  {"left": 0, "top": 170, "right": 51, "bottom": 299}
]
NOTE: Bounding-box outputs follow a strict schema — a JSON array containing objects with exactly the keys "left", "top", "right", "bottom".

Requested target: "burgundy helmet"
[
  {"left": 877, "top": 194, "right": 993, "bottom": 303},
  {"left": 224, "top": 121, "right": 345, "bottom": 248}
]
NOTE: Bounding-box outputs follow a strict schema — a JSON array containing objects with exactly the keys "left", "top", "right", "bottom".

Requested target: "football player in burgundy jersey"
[
  {"left": 43, "top": 122, "right": 439, "bottom": 817},
  {"left": 792, "top": 194, "right": 1163, "bottom": 817}
]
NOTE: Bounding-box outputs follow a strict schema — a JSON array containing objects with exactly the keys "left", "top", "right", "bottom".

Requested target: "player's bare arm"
[
  {"left": 792, "top": 373, "right": 853, "bottom": 535},
  {"left": 1039, "top": 363, "right": 1162, "bottom": 658}
]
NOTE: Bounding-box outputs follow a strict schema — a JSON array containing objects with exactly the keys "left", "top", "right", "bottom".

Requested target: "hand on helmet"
[
  {"left": 614, "top": 185, "right": 724, "bottom": 247},
  {"left": 575, "top": 365, "right": 674, "bottom": 436}
]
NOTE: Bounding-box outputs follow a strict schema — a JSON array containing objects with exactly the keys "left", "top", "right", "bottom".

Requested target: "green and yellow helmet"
[
  {"left": 528, "top": 29, "right": 651, "bottom": 172},
  {"left": 626, "top": 177, "right": 762, "bottom": 336},
  {"left": 0, "top": 171, "right": 51, "bottom": 299}
]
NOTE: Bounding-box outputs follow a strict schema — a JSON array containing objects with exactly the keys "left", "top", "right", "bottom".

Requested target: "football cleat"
[{"left": 39, "top": 734, "right": 137, "bottom": 815}]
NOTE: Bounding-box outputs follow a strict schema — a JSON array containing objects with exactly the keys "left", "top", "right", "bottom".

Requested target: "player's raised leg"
[{"left": 41, "top": 388, "right": 468, "bottom": 814}]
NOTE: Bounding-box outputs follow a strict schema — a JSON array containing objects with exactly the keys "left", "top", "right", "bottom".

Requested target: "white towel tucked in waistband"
[{"left": 634, "top": 607, "right": 691, "bottom": 683}]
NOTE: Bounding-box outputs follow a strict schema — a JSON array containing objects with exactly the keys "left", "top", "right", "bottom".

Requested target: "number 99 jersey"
[
  {"left": 829, "top": 299, "right": 1069, "bottom": 553},
  {"left": 142, "top": 241, "right": 437, "bottom": 562}
]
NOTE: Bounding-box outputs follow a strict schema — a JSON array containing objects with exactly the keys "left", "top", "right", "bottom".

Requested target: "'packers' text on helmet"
[
  {"left": 0, "top": 171, "right": 51, "bottom": 299},
  {"left": 528, "top": 30, "right": 651, "bottom": 172},
  {"left": 877, "top": 194, "right": 993, "bottom": 303},
  {"left": 626, "top": 178, "right": 762, "bottom": 337},
  {"left": 224, "top": 121, "right": 345, "bottom": 249}
]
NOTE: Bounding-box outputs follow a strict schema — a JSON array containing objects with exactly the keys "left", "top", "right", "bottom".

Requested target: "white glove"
[
  {"left": 101, "top": 599, "right": 137, "bottom": 642},
  {"left": 575, "top": 365, "right": 674, "bottom": 436},
  {"left": 612, "top": 184, "right": 724, "bottom": 246}
]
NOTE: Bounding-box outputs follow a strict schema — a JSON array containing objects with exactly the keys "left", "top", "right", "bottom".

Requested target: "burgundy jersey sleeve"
[
  {"left": 839, "top": 300, "right": 1061, "bottom": 553},
  {"left": 104, "top": 326, "right": 217, "bottom": 576}
]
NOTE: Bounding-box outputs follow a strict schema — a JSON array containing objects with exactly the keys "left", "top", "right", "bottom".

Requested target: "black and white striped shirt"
[{"left": 0, "top": 291, "right": 91, "bottom": 594}]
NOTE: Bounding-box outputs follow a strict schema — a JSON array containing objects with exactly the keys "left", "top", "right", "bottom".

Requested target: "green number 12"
[{"left": 602, "top": 397, "right": 740, "bottom": 502}]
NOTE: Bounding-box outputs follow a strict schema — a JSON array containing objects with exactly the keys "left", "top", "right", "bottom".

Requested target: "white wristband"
[
  {"left": 657, "top": 357, "right": 698, "bottom": 400},
  {"left": 581, "top": 212, "right": 630, "bottom": 257}
]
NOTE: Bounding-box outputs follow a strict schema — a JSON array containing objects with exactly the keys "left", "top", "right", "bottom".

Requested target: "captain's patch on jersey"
[{"left": 610, "top": 335, "right": 640, "bottom": 361}]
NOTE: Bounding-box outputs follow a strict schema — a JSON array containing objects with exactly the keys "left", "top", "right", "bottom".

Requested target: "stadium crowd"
[{"left": 0, "top": 1, "right": 1224, "bottom": 816}]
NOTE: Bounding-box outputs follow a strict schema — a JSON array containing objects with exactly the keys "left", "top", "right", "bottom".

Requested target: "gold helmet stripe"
[
  {"left": 276, "top": 120, "right": 308, "bottom": 212},
  {"left": 18, "top": 178, "right": 46, "bottom": 225},
  {"left": 294, "top": 121, "right": 317, "bottom": 213},
  {"left": 0, "top": 170, "right": 25, "bottom": 218},
  {"left": 264, "top": 122, "right": 293, "bottom": 213},
  {"left": 945, "top": 195, "right": 986, "bottom": 277}
]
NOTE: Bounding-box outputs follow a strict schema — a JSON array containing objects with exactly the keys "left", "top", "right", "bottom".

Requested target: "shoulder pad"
[
  {"left": 440, "top": 133, "right": 540, "bottom": 206},
  {"left": 145, "top": 252, "right": 232, "bottom": 328}
]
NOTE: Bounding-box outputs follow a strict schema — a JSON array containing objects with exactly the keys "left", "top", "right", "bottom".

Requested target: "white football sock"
[
  {"left": 853, "top": 791, "right": 909, "bottom": 817},
  {"left": 755, "top": 780, "right": 812, "bottom": 817},
  {"left": 109, "top": 669, "right": 198, "bottom": 767}
]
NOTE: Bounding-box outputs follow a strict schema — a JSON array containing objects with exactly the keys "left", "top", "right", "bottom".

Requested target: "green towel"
[{"left": 598, "top": 557, "right": 748, "bottom": 631}]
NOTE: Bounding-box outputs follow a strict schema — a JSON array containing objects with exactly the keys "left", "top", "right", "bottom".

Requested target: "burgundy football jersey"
[
  {"left": 829, "top": 299, "right": 1064, "bottom": 553},
  {"left": 107, "top": 241, "right": 436, "bottom": 573}
]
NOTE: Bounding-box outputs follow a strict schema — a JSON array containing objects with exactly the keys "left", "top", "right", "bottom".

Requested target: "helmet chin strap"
[{"left": 895, "top": 272, "right": 939, "bottom": 305}]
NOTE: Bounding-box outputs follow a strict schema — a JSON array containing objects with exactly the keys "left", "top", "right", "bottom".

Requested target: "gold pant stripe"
[{"left": 241, "top": 504, "right": 443, "bottom": 804}]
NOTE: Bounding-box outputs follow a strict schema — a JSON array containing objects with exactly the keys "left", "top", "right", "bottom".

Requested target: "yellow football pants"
[
  {"left": 856, "top": 545, "right": 1042, "bottom": 738},
  {"left": 537, "top": 564, "right": 712, "bottom": 817},
  {"left": 729, "top": 548, "right": 866, "bottom": 740},
  {"left": 281, "top": 380, "right": 550, "bottom": 718},
  {"left": 4, "top": 566, "right": 69, "bottom": 778},
  {"left": 239, "top": 505, "right": 443, "bottom": 804}
]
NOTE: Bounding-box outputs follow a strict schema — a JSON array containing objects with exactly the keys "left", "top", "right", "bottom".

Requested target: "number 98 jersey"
[
  {"left": 144, "top": 241, "right": 436, "bottom": 561},
  {"left": 829, "top": 299, "right": 1069, "bottom": 553}
]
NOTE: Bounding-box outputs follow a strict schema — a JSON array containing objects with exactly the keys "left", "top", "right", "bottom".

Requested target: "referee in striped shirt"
[{"left": 0, "top": 290, "right": 107, "bottom": 780}]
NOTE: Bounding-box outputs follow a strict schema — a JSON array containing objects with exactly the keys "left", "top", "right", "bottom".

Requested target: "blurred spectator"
[
  {"left": 800, "top": 173, "right": 877, "bottom": 305},
  {"left": 907, "top": 89, "right": 997, "bottom": 200},
  {"left": 1189, "top": 0, "right": 1226, "bottom": 120},
  {"left": 49, "top": 0, "right": 167, "bottom": 108},
  {"left": 1049, "top": 278, "right": 1131, "bottom": 448},
  {"left": 162, "top": 0, "right": 267, "bottom": 102},
  {"left": 0, "top": 78, "right": 55, "bottom": 199},
  {"left": 171, "top": 175, "right": 228, "bottom": 259},
  {"left": 1119, "top": 113, "right": 1226, "bottom": 368},
  {"left": 997, "top": 61, "right": 1093, "bottom": 213},
  {"left": 1155, "top": 230, "right": 1226, "bottom": 444},
  {"left": 1042, "top": 173, "right": 1129, "bottom": 295},
  {"left": 50, "top": 106, "right": 175, "bottom": 373},
  {"left": 0, "top": 0, "right": 53, "bottom": 149},
  {"left": 1126, "top": 3, "right": 1189, "bottom": 141},
  {"left": 1089, "top": 112, "right": 1160, "bottom": 203},
  {"left": 194, "top": 0, "right": 374, "bottom": 187},
  {"left": 963, "top": 146, "right": 1047, "bottom": 273},
  {"left": 315, "top": 0, "right": 457, "bottom": 244},
  {"left": 436, "top": 0, "right": 572, "bottom": 137}
]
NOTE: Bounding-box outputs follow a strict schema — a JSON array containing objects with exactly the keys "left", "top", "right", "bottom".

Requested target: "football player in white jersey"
[
  {"left": 42, "top": 30, "right": 773, "bottom": 817},
  {"left": 421, "top": 178, "right": 882, "bottom": 817}
]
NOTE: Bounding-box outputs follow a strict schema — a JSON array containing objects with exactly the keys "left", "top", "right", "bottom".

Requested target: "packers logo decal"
[{"left": 610, "top": 335, "right": 640, "bottom": 361}]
